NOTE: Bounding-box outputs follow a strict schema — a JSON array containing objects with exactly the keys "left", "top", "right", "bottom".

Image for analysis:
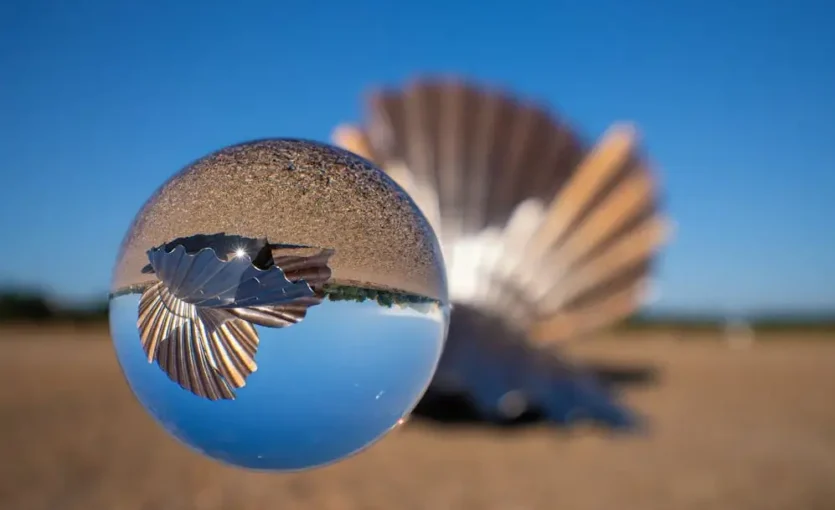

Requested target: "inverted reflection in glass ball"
[{"left": 109, "top": 139, "right": 449, "bottom": 471}]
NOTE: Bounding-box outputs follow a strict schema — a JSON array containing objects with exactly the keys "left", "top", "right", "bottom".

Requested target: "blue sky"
[
  {"left": 1, "top": 0, "right": 833, "bottom": 314},
  {"left": 110, "top": 295, "right": 445, "bottom": 470}
]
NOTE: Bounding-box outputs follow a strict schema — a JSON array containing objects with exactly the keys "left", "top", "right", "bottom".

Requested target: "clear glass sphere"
[{"left": 109, "top": 139, "right": 449, "bottom": 472}]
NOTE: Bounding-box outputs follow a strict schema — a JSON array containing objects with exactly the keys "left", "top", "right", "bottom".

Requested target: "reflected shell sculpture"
[
  {"left": 333, "top": 77, "right": 670, "bottom": 423},
  {"left": 137, "top": 233, "right": 334, "bottom": 400}
]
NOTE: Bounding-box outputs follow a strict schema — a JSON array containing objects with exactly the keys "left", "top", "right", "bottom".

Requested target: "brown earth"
[{"left": 1, "top": 326, "right": 834, "bottom": 510}]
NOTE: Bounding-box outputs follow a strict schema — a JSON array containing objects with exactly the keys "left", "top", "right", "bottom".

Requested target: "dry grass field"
[{"left": 1, "top": 326, "right": 834, "bottom": 510}]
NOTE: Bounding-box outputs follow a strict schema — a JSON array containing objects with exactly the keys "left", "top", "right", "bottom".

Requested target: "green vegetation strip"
[
  {"left": 321, "top": 283, "right": 437, "bottom": 310},
  {"left": 3, "top": 289, "right": 834, "bottom": 332}
]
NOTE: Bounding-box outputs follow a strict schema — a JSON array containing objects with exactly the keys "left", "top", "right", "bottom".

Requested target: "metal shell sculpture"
[
  {"left": 333, "top": 77, "right": 670, "bottom": 423},
  {"left": 137, "top": 233, "right": 334, "bottom": 400}
]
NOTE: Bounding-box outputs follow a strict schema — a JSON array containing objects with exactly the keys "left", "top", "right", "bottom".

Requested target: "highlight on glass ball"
[{"left": 108, "top": 139, "right": 450, "bottom": 472}]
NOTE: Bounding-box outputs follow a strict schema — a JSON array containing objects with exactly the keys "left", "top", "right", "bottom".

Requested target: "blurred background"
[{"left": 1, "top": 1, "right": 833, "bottom": 509}]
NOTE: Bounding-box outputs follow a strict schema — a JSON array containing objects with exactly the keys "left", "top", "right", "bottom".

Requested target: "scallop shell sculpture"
[
  {"left": 136, "top": 233, "right": 334, "bottom": 400},
  {"left": 333, "top": 77, "right": 670, "bottom": 424}
]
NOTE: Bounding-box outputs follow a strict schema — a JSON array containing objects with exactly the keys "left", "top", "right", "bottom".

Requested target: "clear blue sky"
[
  {"left": 111, "top": 295, "right": 446, "bottom": 470},
  {"left": 1, "top": 0, "right": 833, "bottom": 314}
]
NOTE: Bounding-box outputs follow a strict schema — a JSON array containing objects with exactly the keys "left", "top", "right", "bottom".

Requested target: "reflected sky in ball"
[{"left": 110, "top": 294, "right": 446, "bottom": 471}]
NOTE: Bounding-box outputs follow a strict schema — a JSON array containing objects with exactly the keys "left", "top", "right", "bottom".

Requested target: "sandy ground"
[{"left": 1, "top": 326, "right": 834, "bottom": 510}]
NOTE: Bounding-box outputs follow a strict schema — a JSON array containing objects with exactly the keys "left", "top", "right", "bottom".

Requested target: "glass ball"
[{"left": 109, "top": 139, "right": 449, "bottom": 471}]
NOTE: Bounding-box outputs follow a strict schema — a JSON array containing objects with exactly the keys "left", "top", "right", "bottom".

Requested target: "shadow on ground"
[{"left": 411, "top": 362, "right": 660, "bottom": 429}]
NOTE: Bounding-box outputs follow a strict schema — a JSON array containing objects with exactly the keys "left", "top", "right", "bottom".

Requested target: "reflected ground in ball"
[
  {"left": 110, "top": 294, "right": 446, "bottom": 471},
  {"left": 112, "top": 139, "right": 447, "bottom": 303}
]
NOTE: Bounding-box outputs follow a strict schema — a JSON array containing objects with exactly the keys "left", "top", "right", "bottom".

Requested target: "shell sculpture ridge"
[
  {"left": 138, "top": 233, "right": 334, "bottom": 401},
  {"left": 333, "top": 77, "right": 670, "bottom": 424}
]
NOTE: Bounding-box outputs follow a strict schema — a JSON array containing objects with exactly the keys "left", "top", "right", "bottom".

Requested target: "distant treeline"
[
  {"left": 322, "top": 283, "right": 436, "bottom": 311},
  {"left": 1, "top": 289, "right": 834, "bottom": 332},
  {"left": 0, "top": 285, "right": 438, "bottom": 324},
  {"left": 0, "top": 291, "right": 108, "bottom": 324},
  {"left": 619, "top": 314, "right": 835, "bottom": 333}
]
